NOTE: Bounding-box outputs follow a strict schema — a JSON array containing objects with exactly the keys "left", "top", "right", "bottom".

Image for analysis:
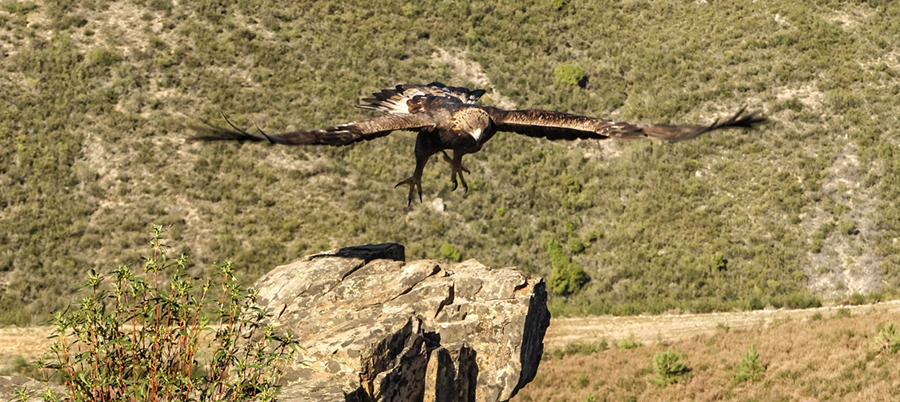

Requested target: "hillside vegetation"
[{"left": 2, "top": 0, "right": 899, "bottom": 324}]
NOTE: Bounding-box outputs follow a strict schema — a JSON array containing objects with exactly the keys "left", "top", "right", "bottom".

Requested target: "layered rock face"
[{"left": 253, "top": 243, "right": 549, "bottom": 402}]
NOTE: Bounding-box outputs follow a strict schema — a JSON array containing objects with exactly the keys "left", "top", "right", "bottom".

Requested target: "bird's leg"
[
  {"left": 441, "top": 151, "right": 469, "bottom": 193},
  {"left": 395, "top": 152, "right": 431, "bottom": 206},
  {"left": 441, "top": 151, "right": 470, "bottom": 174}
]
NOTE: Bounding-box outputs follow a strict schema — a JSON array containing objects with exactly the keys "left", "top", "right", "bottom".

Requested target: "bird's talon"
[{"left": 395, "top": 176, "right": 422, "bottom": 206}]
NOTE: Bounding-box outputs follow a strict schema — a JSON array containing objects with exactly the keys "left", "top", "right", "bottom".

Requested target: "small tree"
[
  {"left": 21, "top": 225, "right": 302, "bottom": 402},
  {"left": 554, "top": 64, "right": 586, "bottom": 87},
  {"left": 648, "top": 350, "right": 689, "bottom": 387},
  {"left": 440, "top": 243, "right": 462, "bottom": 262},
  {"left": 547, "top": 239, "right": 589, "bottom": 295},
  {"left": 734, "top": 344, "right": 765, "bottom": 384}
]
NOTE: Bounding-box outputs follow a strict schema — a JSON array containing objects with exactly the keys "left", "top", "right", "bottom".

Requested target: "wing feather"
[
  {"left": 358, "top": 82, "right": 487, "bottom": 114},
  {"left": 189, "top": 112, "right": 437, "bottom": 147},
  {"left": 484, "top": 107, "right": 765, "bottom": 142}
]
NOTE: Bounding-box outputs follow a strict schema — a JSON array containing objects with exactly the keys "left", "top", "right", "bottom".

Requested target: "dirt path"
[
  {"left": 544, "top": 300, "right": 900, "bottom": 348},
  {"left": 3, "top": 301, "right": 899, "bottom": 362},
  {"left": 0, "top": 326, "right": 56, "bottom": 361}
]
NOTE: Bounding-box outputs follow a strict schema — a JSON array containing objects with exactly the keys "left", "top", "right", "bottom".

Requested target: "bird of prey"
[{"left": 191, "top": 82, "right": 766, "bottom": 205}]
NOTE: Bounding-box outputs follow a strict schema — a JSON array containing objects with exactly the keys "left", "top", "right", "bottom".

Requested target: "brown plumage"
[{"left": 190, "top": 82, "right": 766, "bottom": 205}]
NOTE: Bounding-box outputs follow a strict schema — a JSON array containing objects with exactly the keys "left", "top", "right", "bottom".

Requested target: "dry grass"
[
  {"left": 0, "top": 326, "right": 54, "bottom": 366},
  {"left": 516, "top": 306, "right": 900, "bottom": 402}
]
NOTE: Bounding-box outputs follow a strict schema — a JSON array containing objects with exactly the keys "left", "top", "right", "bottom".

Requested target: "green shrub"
[
  {"left": 567, "top": 237, "right": 585, "bottom": 254},
  {"left": 149, "top": 0, "right": 173, "bottom": 12},
  {"left": 838, "top": 219, "right": 858, "bottom": 235},
  {"left": 648, "top": 350, "right": 689, "bottom": 387},
  {"left": 870, "top": 291, "right": 885, "bottom": 303},
  {"left": 709, "top": 252, "right": 727, "bottom": 271},
  {"left": 873, "top": 323, "right": 900, "bottom": 354},
  {"left": 734, "top": 344, "right": 765, "bottom": 384},
  {"left": 85, "top": 47, "right": 123, "bottom": 67},
  {"left": 566, "top": 340, "right": 609, "bottom": 356},
  {"left": 21, "top": 226, "right": 302, "bottom": 402},
  {"left": 0, "top": 0, "right": 37, "bottom": 15},
  {"left": 577, "top": 373, "right": 590, "bottom": 388},
  {"left": 441, "top": 242, "right": 462, "bottom": 262},
  {"left": 548, "top": 239, "right": 590, "bottom": 295},
  {"left": 617, "top": 334, "right": 643, "bottom": 350},
  {"left": 545, "top": 340, "right": 610, "bottom": 361},
  {"left": 554, "top": 64, "right": 586, "bottom": 87},
  {"left": 849, "top": 292, "right": 866, "bottom": 306},
  {"left": 551, "top": 0, "right": 568, "bottom": 10}
]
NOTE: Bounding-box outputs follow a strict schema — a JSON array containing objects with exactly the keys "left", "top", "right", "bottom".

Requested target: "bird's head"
[{"left": 456, "top": 107, "right": 492, "bottom": 141}]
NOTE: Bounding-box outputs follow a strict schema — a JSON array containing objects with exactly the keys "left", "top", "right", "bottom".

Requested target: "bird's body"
[{"left": 192, "top": 82, "right": 766, "bottom": 205}]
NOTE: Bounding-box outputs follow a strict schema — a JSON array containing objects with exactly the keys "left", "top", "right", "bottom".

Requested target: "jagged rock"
[{"left": 254, "top": 243, "right": 549, "bottom": 402}]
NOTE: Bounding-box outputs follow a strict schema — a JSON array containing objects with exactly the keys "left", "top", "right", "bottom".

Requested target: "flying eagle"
[{"left": 191, "top": 82, "right": 766, "bottom": 205}]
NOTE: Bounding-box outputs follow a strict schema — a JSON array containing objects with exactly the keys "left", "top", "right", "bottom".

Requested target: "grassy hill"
[{"left": 2, "top": 0, "right": 899, "bottom": 324}]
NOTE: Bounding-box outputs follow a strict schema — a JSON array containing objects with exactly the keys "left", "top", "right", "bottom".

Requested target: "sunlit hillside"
[{"left": 1, "top": 0, "right": 899, "bottom": 324}]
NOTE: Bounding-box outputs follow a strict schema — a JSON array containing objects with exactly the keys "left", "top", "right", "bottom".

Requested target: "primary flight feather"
[{"left": 191, "top": 82, "right": 766, "bottom": 205}]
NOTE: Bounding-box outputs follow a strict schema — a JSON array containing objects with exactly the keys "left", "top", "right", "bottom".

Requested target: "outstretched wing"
[
  {"left": 189, "top": 112, "right": 438, "bottom": 146},
  {"left": 359, "top": 82, "right": 486, "bottom": 114},
  {"left": 483, "top": 107, "right": 766, "bottom": 142}
]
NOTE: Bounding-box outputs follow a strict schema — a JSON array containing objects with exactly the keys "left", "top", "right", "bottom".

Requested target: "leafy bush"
[
  {"left": 554, "top": 64, "right": 586, "bottom": 87},
  {"left": 576, "top": 373, "right": 590, "bottom": 388},
  {"left": 20, "top": 226, "right": 301, "bottom": 402},
  {"left": 709, "top": 252, "right": 727, "bottom": 271},
  {"left": 440, "top": 242, "right": 462, "bottom": 262},
  {"left": 85, "top": 47, "right": 123, "bottom": 67},
  {"left": 0, "top": 0, "right": 37, "bottom": 15},
  {"left": 551, "top": 0, "right": 568, "bottom": 10},
  {"left": 567, "top": 237, "right": 586, "bottom": 254},
  {"left": 734, "top": 344, "right": 765, "bottom": 384},
  {"left": 544, "top": 340, "right": 609, "bottom": 361},
  {"left": 648, "top": 350, "right": 689, "bottom": 387},
  {"left": 873, "top": 323, "right": 900, "bottom": 354},
  {"left": 617, "top": 335, "right": 643, "bottom": 350},
  {"left": 548, "top": 239, "right": 590, "bottom": 295}
]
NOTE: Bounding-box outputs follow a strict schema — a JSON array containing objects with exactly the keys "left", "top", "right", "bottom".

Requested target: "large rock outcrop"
[{"left": 253, "top": 243, "right": 549, "bottom": 402}]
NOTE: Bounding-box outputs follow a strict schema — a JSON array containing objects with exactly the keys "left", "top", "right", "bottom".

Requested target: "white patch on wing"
[
  {"left": 471, "top": 128, "right": 483, "bottom": 140},
  {"left": 389, "top": 101, "right": 410, "bottom": 114}
]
